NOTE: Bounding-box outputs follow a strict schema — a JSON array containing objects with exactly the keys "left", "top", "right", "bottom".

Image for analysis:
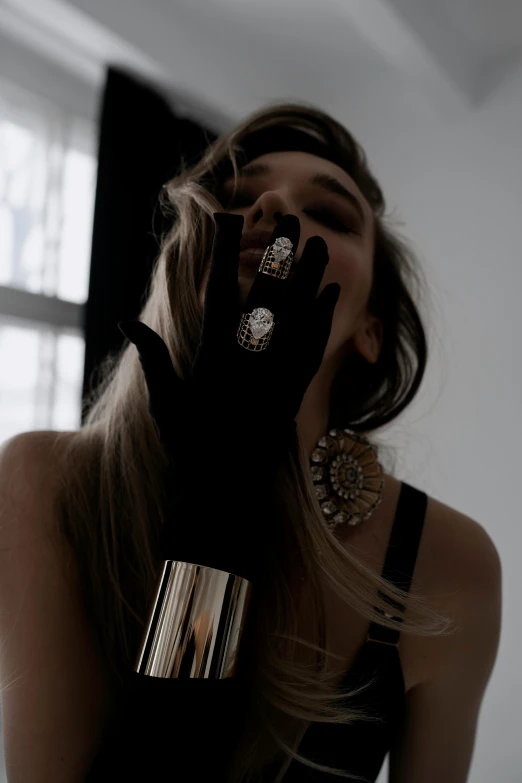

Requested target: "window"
[{"left": 0, "top": 75, "right": 96, "bottom": 445}]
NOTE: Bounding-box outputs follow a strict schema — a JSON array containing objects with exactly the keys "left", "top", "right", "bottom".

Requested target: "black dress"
[{"left": 273, "top": 481, "right": 428, "bottom": 782}]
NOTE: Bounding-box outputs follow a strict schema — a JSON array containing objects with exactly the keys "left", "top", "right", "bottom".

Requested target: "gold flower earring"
[{"left": 309, "top": 428, "right": 384, "bottom": 530}]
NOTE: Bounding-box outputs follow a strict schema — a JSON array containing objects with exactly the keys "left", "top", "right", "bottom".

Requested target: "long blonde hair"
[{"left": 55, "top": 101, "right": 454, "bottom": 781}]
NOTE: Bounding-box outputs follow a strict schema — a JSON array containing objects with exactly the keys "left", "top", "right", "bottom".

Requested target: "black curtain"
[{"left": 81, "top": 66, "right": 218, "bottom": 420}]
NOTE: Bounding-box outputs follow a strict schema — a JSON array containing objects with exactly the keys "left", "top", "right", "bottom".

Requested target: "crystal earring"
[{"left": 310, "top": 428, "right": 384, "bottom": 531}]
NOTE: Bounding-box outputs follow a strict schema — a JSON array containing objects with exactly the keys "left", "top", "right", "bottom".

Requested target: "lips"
[
  {"left": 238, "top": 247, "right": 266, "bottom": 269},
  {"left": 239, "top": 229, "right": 274, "bottom": 253},
  {"left": 238, "top": 229, "right": 273, "bottom": 270}
]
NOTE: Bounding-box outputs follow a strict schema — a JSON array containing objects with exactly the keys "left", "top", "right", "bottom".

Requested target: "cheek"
[
  {"left": 320, "top": 246, "right": 372, "bottom": 305},
  {"left": 318, "top": 246, "right": 373, "bottom": 352}
]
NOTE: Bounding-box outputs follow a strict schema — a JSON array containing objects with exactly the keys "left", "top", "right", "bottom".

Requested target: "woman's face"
[{"left": 198, "top": 150, "right": 382, "bottom": 367}]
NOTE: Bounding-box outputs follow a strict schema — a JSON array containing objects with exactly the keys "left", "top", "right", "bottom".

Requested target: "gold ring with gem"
[
  {"left": 237, "top": 307, "right": 274, "bottom": 351},
  {"left": 258, "top": 236, "right": 294, "bottom": 279}
]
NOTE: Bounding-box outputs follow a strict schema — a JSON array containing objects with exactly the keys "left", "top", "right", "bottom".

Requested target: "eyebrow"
[{"left": 230, "top": 161, "right": 367, "bottom": 227}]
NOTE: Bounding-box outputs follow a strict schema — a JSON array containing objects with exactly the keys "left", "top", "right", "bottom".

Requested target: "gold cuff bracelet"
[{"left": 134, "top": 561, "right": 253, "bottom": 679}]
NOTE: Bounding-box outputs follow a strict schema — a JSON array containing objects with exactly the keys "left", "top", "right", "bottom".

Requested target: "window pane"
[
  {"left": 0, "top": 76, "right": 96, "bottom": 304},
  {"left": 54, "top": 332, "right": 86, "bottom": 430},
  {"left": 0, "top": 316, "right": 84, "bottom": 444},
  {"left": 57, "top": 147, "right": 96, "bottom": 302}
]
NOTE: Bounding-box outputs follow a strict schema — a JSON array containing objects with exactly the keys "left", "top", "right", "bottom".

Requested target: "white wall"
[
  {"left": 328, "top": 65, "right": 522, "bottom": 783},
  {"left": 0, "top": 27, "right": 98, "bottom": 122}
]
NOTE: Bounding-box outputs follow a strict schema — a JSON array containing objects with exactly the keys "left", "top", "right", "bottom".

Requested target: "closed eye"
[{"left": 306, "top": 210, "right": 355, "bottom": 234}]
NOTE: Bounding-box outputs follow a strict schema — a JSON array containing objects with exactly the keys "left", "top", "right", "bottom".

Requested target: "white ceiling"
[
  {"left": 1, "top": 0, "right": 522, "bottom": 129},
  {"left": 387, "top": 0, "right": 522, "bottom": 101},
  {"left": 429, "top": 0, "right": 522, "bottom": 54}
]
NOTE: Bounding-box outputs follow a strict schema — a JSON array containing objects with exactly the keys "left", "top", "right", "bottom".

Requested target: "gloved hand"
[
  {"left": 118, "top": 211, "right": 340, "bottom": 587},
  {"left": 85, "top": 213, "right": 340, "bottom": 781}
]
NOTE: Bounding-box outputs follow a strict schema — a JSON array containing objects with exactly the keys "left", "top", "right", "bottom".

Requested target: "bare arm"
[
  {"left": 388, "top": 512, "right": 502, "bottom": 783},
  {"left": 0, "top": 432, "right": 115, "bottom": 783}
]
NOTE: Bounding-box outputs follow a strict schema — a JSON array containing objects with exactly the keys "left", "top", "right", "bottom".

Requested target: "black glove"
[
  {"left": 85, "top": 214, "right": 340, "bottom": 781},
  {"left": 84, "top": 674, "right": 244, "bottom": 781},
  {"left": 118, "top": 212, "right": 340, "bottom": 586}
]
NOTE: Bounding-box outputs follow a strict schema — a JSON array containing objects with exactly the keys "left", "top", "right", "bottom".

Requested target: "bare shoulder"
[
  {"left": 416, "top": 490, "right": 502, "bottom": 603},
  {"left": 0, "top": 428, "right": 74, "bottom": 484},
  {"left": 0, "top": 429, "right": 75, "bottom": 547},
  {"left": 357, "top": 476, "right": 502, "bottom": 690}
]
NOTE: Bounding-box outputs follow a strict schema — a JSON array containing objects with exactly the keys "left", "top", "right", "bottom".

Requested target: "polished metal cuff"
[{"left": 134, "top": 561, "right": 253, "bottom": 679}]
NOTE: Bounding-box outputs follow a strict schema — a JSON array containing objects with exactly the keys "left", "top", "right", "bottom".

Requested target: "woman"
[{"left": 0, "top": 103, "right": 501, "bottom": 782}]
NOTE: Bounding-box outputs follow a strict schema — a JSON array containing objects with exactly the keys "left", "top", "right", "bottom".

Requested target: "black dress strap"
[{"left": 367, "top": 482, "right": 428, "bottom": 647}]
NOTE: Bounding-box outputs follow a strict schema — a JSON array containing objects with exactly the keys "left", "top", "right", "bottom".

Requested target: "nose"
[{"left": 246, "top": 189, "right": 289, "bottom": 229}]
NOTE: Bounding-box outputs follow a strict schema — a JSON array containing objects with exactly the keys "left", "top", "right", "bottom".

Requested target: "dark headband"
[
  {"left": 238, "top": 126, "right": 338, "bottom": 167},
  {"left": 213, "top": 126, "right": 341, "bottom": 183}
]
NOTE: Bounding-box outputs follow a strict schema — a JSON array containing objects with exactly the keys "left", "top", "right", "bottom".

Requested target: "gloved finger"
[
  {"left": 292, "top": 283, "right": 341, "bottom": 385},
  {"left": 242, "top": 213, "right": 300, "bottom": 319},
  {"left": 118, "top": 320, "right": 183, "bottom": 446},
  {"left": 200, "top": 212, "right": 244, "bottom": 347},
  {"left": 285, "top": 235, "right": 330, "bottom": 317}
]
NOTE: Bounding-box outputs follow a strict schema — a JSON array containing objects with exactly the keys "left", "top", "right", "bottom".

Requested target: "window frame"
[{"left": 0, "top": 285, "right": 84, "bottom": 332}]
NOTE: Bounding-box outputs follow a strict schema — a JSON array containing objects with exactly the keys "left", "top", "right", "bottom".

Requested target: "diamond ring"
[
  {"left": 258, "top": 236, "right": 294, "bottom": 279},
  {"left": 237, "top": 307, "right": 274, "bottom": 351}
]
